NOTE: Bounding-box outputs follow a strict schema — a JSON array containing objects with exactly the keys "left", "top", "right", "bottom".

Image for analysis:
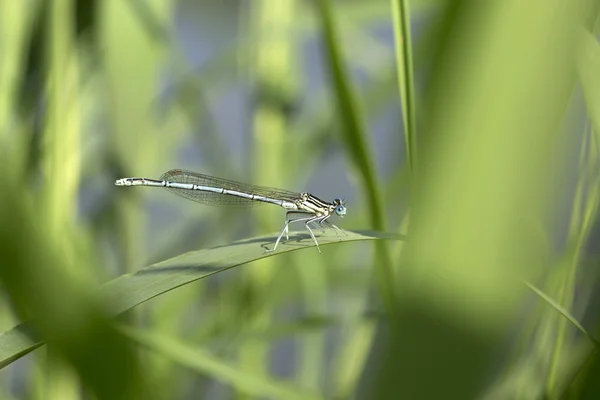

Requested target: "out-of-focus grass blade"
[
  {"left": 315, "top": 0, "right": 396, "bottom": 319},
  {"left": 206, "top": 312, "right": 382, "bottom": 346},
  {"left": 577, "top": 28, "right": 600, "bottom": 138},
  {"left": 121, "top": 326, "right": 324, "bottom": 400},
  {"left": 0, "top": 180, "right": 151, "bottom": 399},
  {"left": 390, "top": 0, "right": 417, "bottom": 172},
  {"left": 523, "top": 281, "right": 599, "bottom": 346},
  {"left": 363, "top": 0, "right": 590, "bottom": 398},
  {"left": 573, "top": 348, "right": 600, "bottom": 399},
  {"left": 0, "top": 1, "right": 37, "bottom": 141},
  {"left": 0, "top": 230, "right": 403, "bottom": 369},
  {"left": 314, "top": 0, "right": 385, "bottom": 230}
]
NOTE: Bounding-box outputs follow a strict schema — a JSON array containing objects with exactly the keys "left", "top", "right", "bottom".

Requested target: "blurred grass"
[
  {"left": 0, "top": 0, "right": 599, "bottom": 399},
  {"left": 121, "top": 326, "right": 324, "bottom": 400},
  {"left": 0, "top": 149, "right": 152, "bottom": 400},
  {"left": 239, "top": 1, "right": 299, "bottom": 395},
  {"left": 315, "top": 0, "right": 396, "bottom": 326},
  {"left": 0, "top": 231, "right": 397, "bottom": 369},
  {"left": 390, "top": 0, "right": 417, "bottom": 173}
]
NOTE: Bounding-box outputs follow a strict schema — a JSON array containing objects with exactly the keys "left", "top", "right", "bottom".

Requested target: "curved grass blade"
[
  {"left": 0, "top": 230, "right": 403, "bottom": 369},
  {"left": 523, "top": 280, "right": 599, "bottom": 346},
  {"left": 121, "top": 326, "right": 324, "bottom": 400},
  {"left": 0, "top": 324, "right": 44, "bottom": 369}
]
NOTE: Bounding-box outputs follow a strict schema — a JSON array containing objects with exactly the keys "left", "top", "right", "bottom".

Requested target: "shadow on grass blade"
[{"left": 0, "top": 230, "right": 403, "bottom": 369}]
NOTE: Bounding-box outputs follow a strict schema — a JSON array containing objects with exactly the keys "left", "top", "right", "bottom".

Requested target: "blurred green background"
[{"left": 1, "top": 0, "right": 599, "bottom": 399}]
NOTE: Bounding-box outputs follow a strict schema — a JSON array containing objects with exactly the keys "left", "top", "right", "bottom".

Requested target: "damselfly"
[{"left": 114, "top": 169, "right": 346, "bottom": 253}]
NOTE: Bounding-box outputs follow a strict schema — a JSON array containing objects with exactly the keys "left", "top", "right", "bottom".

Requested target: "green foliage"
[{"left": 0, "top": 0, "right": 599, "bottom": 399}]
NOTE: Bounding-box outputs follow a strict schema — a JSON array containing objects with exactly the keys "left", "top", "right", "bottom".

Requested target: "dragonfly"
[{"left": 114, "top": 169, "right": 346, "bottom": 253}]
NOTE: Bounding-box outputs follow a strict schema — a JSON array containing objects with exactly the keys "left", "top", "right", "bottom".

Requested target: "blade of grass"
[
  {"left": 314, "top": 0, "right": 385, "bottom": 231},
  {"left": 541, "top": 26, "right": 600, "bottom": 395},
  {"left": 120, "top": 326, "right": 324, "bottom": 400},
  {"left": 0, "top": 178, "right": 151, "bottom": 399},
  {"left": 0, "top": 1, "right": 36, "bottom": 141},
  {"left": 44, "top": 0, "right": 81, "bottom": 238},
  {"left": 315, "top": 0, "right": 396, "bottom": 320},
  {"left": 244, "top": 0, "right": 301, "bottom": 394},
  {"left": 206, "top": 312, "right": 382, "bottom": 346},
  {"left": 578, "top": 28, "right": 600, "bottom": 138},
  {"left": 0, "top": 325, "right": 45, "bottom": 369},
  {"left": 366, "top": 0, "right": 587, "bottom": 397},
  {"left": 0, "top": 230, "right": 403, "bottom": 369},
  {"left": 570, "top": 347, "right": 600, "bottom": 399},
  {"left": 390, "top": 0, "right": 417, "bottom": 173},
  {"left": 523, "top": 281, "right": 599, "bottom": 346}
]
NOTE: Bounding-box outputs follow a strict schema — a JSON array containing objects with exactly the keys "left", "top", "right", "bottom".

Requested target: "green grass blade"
[
  {"left": 0, "top": 324, "right": 44, "bottom": 369},
  {"left": 121, "top": 326, "right": 324, "bottom": 400},
  {"left": 0, "top": 230, "right": 403, "bottom": 369},
  {"left": 314, "top": 0, "right": 385, "bottom": 230},
  {"left": 365, "top": 0, "right": 588, "bottom": 397},
  {"left": 523, "top": 281, "right": 599, "bottom": 346},
  {"left": 315, "top": 0, "right": 397, "bottom": 322},
  {"left": 578, "top": 28, "right": 600, "bottom": 141},
  {"left": 571, "top": 348, "right": 600, "bottom": 399},
  {"left": 390, "top": 0, "right": 417, "bottom": 172}
]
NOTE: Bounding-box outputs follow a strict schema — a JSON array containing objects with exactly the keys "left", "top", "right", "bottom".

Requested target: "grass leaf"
[
  {"left": 523, "top": 281, "right": 599, "bottom": 346},
  {"left": 121, "top": 326, "right": 324, "bottom": 400},
  {"left": 315, "top": 0, "right": 397, "bottom": 321},
  {"left": 390, "top": 0, "right": 417, "bottom": 172},
  {"left": 0, "top": 230, "right": 403, "bottom": 369},
  {"left": 577, "top": 28, "right": 600, "bottom": 138}
]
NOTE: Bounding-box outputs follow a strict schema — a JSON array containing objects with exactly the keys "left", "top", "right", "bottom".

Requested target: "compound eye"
[{"left": 335, "top": 205, "right": 346, "bottom": 216}]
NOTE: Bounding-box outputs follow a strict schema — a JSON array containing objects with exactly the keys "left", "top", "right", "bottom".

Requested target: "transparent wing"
[{"left": 160, "top": 169, "right": 301, "bottom": 207}]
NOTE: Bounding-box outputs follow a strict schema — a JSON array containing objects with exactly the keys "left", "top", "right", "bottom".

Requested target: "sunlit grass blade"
[
  {"left": 364, "top": 0, "right": 590, "bottom": 398},
  {"left": 0, "top": 230, "right": 403, "bottom": 369}
]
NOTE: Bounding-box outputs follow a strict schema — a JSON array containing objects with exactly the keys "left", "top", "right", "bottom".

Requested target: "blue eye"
[{"left": 335, "top": 205, "right": 346, "bottom": 216}]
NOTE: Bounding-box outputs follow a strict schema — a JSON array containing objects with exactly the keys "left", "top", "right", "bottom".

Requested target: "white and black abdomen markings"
[
  {"left": 162, "top": 180, "right": 298, "bottom": 209},
  {"left": 115, "top": 171, "right": 341, "bottom": 253}
]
